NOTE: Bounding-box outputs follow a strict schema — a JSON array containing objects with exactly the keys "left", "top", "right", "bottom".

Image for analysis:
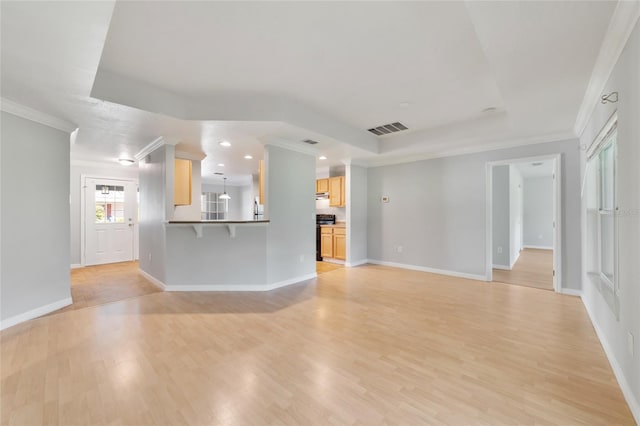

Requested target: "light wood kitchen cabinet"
[
  {"left": 321, "top": 227, "right": 334, "bottom": 258},
  {"left": 316, "top": 178, "right": 329, "bottom": 193},
  {"left": 320, "top": 226, "right": 346, "bottom": 260},
  {"left": 174, "top": 158, "right": 192, "bottom": 206},
  {"left": 333, "top": 228, "right": 346, "bottom": 260},
  {"left": 259, "top": 160, "right": 265, "bottom": 205},
  {"left": 329, "top": 176, "right": 345, "bottom": 207}
]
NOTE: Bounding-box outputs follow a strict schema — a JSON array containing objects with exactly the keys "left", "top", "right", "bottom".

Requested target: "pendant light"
[{"left": 219, "top": 177, "right": 231, "bottom": 200}]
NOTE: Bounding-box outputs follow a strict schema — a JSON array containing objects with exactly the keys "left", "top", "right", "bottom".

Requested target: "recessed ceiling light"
[
  {"left": 219, "top": 141, "right": 231, "bottom": 147},
  {"left": 319, "top": 156, "right": 327, "bottom": 160},
  {"left": 244, "top": 155, "right": 253, "bottom": 159},
  {"left": 118, "top": 158, "right": 135, "bottom": 166},
  {"left": 218, "top": 163, "right": 225, "bottom": 167}
]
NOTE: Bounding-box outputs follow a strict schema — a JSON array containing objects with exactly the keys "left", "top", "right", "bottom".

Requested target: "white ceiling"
[{"left": 1, "top": 1, "right": 617, "bottom": 176}]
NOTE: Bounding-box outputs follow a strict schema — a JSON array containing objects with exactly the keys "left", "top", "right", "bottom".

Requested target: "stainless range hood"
[{"left": 315, "top": 192, "right": 329, "bottom": 200}]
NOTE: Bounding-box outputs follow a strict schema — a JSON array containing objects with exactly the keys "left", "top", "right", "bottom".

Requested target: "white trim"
[
  {"left": 574, "top": 2, "right": 640, "bottom": 137},
  {"left": 486, "top": 154, "right": 562, "bottom": 292},
  {"left": 138, "top": 269, "right": 166, "bottom": 291},
  {"left": 581, "top": 295, "right": 640, "bottom": 424},
  {"left": 559, "top": 288, "right": 582, "bottom": 297},
  {"left": 367, "top": 259, "right": 487, "bottom": 281},
  {"left": 346, "top": 259, "right": 368, "bottom": 267},
  {"left": 0, "top": 98, "right": 77, "bottom": 133},
  {"left": 70, "top": 264, "right": 84, "bottom": 269},
  {"left": 366, "top": 131, "right": 575, "bottom": 168},
  {"left": 135, "top": 137, "right": 174, "bottom": 161},
  {"left": 510, "top": 250, "right": 521, "bottom": 270},
  {"left": 161, "top": 273, "right": 318, "bottom": 292},
  {"left": 175, "top": 150, "right": 206, "bottom": 161},
  {"left": 492, "top": 264, "right": 512, "bottom": 271},
  {"left": 0, "top": 297, "right": 73, "bottom": 331},
  {"left": 322, "top": 258, "right": 345, "bottom": 265},
  {"left": 523, "top": 245, "right": 553, "bottom": 250}
]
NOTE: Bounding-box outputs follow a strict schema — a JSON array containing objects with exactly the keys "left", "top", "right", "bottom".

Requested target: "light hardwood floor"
[
  {"left": 493, "top": 248, "right": 554, "bottom": 291},
  {"left": 1, "top": 263, "right": 633, "bottom": 425},
  {"left": 57, "top": 261, "right": 161, "bottom": 313},
  {"left": 316, "top": 261, "right": 344, "bottom": 275}
]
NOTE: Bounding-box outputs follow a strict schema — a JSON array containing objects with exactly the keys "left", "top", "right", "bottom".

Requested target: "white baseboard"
[
  {"left": 523, "top": 245, "right": 553, "bottom": 250},
  {"left": 510, "top": 251, "right": 521, "bottom": 269},
  {"left": 559, "top": 288, "right": 582, "bottom": 297},
  {"left": 322, "top": 258, "right": 345, "bottom": 265},
  {"left": 70, "top": 264, "right": 84, "bottom": 269},
  {"left": 366, "top": 259, "right": 486, "bottom": 281},
  {"left": 346, "top": 259, "right": 368, "bottom": 267},
  {"left": 138, "top": 269, "right": 166, "bottom": 290},
  {"left": 0, "top": 297, "right": 73, "bottom": 331},
  {"left": 581, "top": 295, "right": 640, "bottom": 424},
  {"left": 492, "top": 264, "right": 512, "bottom": 271},
  {"left": 161, "top": 273, "right": 318, "bottom": 292}
]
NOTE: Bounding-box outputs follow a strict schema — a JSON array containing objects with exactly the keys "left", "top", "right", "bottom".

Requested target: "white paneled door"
[{"left": 84, "top": 177, "right": 137, "bottom": 265}]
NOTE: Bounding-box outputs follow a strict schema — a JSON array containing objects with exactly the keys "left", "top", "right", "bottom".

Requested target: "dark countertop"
[{"left": 168, "top": 220, "right": 270, "bottom": 224}]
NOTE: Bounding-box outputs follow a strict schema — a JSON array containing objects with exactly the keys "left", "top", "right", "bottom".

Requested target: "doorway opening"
[
  {"left": 81, "top": 176, "right": 139, "bottom": 266},
  {"left": 486, "top": 155, "right": 561, "bottom": 292}
]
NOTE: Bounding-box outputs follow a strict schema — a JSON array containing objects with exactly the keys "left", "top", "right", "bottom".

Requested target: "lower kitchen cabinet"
[
  {"left": 320, "top": 226, "right": 346, "bottom": 261},
  {"left": 333, "top": 228, "right": 346, "bottom": 260}
]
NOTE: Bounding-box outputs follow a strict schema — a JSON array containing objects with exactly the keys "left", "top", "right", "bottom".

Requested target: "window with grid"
[{"left": 201, "top": 192, "right": 227, "bottom": 220}]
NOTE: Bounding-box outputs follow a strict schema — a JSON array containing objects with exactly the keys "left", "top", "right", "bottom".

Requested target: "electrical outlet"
[
  {"left": 299, "top": 254, "right": 305, "bottom": 263},
  {"left": 628, "top": 332, "right": 634, "bottom": 357},
  {"left": 497, "top": 246, "right": 503, "bottom": 254},
  {"left": 148, "top": 253, "right": 152, "bottom": 261},
  {"left": 397, "top": 246, "right": 403, "bottom": 253}
]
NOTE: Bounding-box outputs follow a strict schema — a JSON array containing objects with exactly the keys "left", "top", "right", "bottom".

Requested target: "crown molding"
[
  {"left": 0, "top": 97, "right": 77, "bottom": 133},
  {"left": 134, "top": 136, "right": 178, "bottom": 161},
  {"left": 175, "top": 150, "right": 206, "bottom": 161},
  {"left": 574, "top": 1, "right": 640, "bottom": 137},
  {"left": 363, "top": 131, "right": 576, "bottom": 168}
]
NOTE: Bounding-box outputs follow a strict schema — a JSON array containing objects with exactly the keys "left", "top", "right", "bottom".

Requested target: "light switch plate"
[{"left": 628, "top": 332, "right": 634, "bottom": 357}]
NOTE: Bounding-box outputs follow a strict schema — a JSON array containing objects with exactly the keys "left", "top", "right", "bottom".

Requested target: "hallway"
[{"left": 493, "top": 248, "right": 554, "bottom": 291}]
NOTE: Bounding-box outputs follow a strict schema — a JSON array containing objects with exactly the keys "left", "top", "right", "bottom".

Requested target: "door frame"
[
  {"left": 80, "top": 175, "right": 139, "bottom": 266},
  {"left": 485, "top": 154, "right": 562, "bottom": 292}
]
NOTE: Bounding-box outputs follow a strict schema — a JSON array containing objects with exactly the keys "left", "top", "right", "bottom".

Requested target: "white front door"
[{"left": 84, "top": 178, "right": 137, "bottom": 265}]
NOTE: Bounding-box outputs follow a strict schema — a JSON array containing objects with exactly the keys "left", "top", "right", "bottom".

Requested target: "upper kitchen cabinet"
[
  {"left": 259, "top": 160, "right": 265, "bottom": 205},
  {"left": 329, "top": 176, "right": 345, "bottom": 207},
  {"left": 316, "top": 178, "right": 329, "bottom": 193},
  {"left": 174, "top": 158, "right": 192, "bottom": 206}
]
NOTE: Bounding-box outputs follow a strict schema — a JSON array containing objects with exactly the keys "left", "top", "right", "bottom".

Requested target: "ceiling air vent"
[
  {"left": 302, "top": 139, "right": 319, "bottom": 145},
  {"left": 367, "top": 122, "right": 408, "bottom": 136}
]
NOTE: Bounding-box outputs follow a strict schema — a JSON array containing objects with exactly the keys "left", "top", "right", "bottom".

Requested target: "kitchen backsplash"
[{"left": 316, "top": 199, "right": 346, "bottom": 221}]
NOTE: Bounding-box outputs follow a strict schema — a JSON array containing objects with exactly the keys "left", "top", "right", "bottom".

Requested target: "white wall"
[
  {"left": 492, "top": 165, "right": 510, "bottom": 267},
  {"left": 70, "top": 162, "right": 138, "bottom": 265},
  {"left": 367, "top": 138, "right": 581, "bottom": 288},
  {"left": 580, "top": 19, "right": 640, "bottom": 420},
  {"left": 265, "top": 145, "right": 316, "bottom": 285},
  {"left": 1, "top": 112, "right": 71, "bottom": 327},
  {"left": 509, "top": 165, "right": 523, "bottom": 266},
  {"left": 523, "top": 176, "right": 554, "bottom": 248},
  {"left": 138, "top": 145, "right": 173, "bottom": 283},
  {"left": 347, "top": 164, "right": 368, "bottom": 266}
]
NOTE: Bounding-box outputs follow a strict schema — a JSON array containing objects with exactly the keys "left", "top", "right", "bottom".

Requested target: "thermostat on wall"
[{"left": 382, "top": 196, "right": 390, "bottom": 203}]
